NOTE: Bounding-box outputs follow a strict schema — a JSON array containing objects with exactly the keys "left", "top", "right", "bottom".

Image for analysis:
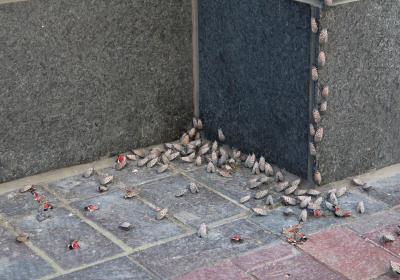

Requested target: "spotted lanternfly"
[
  {"left": 68, "top": 240, "right": 80, "bottom": 250},
  {"left": 324, "top": 0, "right": 333, "bottom": 6},
  {"left": 314, "top": 197, "right": 323, "bottom": 207},
  {"left": 336, "top": 187, "right": 347, "bottom": 198},
  {"left": 147, "top": 157, "right": 158, "bottom": 168},
  {"left": 252, "top": 208, "right": 268, "bottom": 216},
  {"left": 275, "top": 181, "right": 289, "bottom": 192},
  {"left": 319, "top": 29, "right": 328, "bottom": 44},
  {"left": 313, "top": 209, "right": 323, "bottom": 217},
  {"left": 281, "top": 196, "right": 297, "bottom": 206},
  {"left": 307, "top": 189, "right": 321, "bottom": 196},
  {"left": 188, "top": 127, "right": 196, "bottom": 139},
  {"left": 98, "top": 185, "right": 108, "bottom": 193},
  {"left": 295, "top": 189, "right": 308, "bottom": 196},
  {"left": 252, "top": 161, "right": 260, "bottom": 175},
  {"left": 390, "top": 261, "right": 400, "bottom": 274},
  {"left": 248, "top": 154, "right": 256, "bottom": 168},
  {"left": 33, "top": 192, "right": 42, "bottom": 203},
  {"left": 382, "top": 233, "right": 395, "bottom": 243},
  {"left": 259, "top": 156, "right": 266, "bottom": 172},
  {"left": 218, "top": 128, "right": 226, "bottom": 142},
  {"left": 198, "top": 223, "right": 208, "bottom": 238},
  {"left": 320, "top": 101, "right": 327, "bottom": 114},
  {"left": 157, "top": 164, "right": 169, "bottom": 174},
  {"left": 313, "top": 109, "right": 321, "bottom": 123},
  {"left": 211, "top": 151, "right": 218, "bottom": 165},
  {"left": 169, "top": 152, "right": 180, "bottom": 161},
  {"left": 206, "top": 162, "right": 216, "bottom": 173},
  {"left": 283, "top": 208, "right": 294, "bottom": 216},
  {"left": 351, "top": 178, "right": 364, "bottom": 186},
  {"left": 265, "top": 163, "right": 274, "bottom": 176},
  {"left": 43, "top": 202, "right": 54, "bottom": 211},
  {"left": 299, "top": 196, "right": 311, "bottom": 208},
  {"left": 299, "top": 209, "right": 308, "bottom": 222},
  {"left": 259, "top": 176, "right": 273, "bottom": 184},
  {"left": 188, "top": 182, "right": 199, "bottom": 194},
  {"left": 255, "top": 190, "right": 269, "bottom": 200},
  {"left": 115, "top": 154, "right": 127, "bottom": 171},
  {"left": 175, "top": 189, "right": 187, "bottom": 197},
  {"left": 156, "top": 208, "right": 168, "bottom": 220},
  {"left": 231, "top": 234, "right": 243, "bottom": 243},
  {"left": 16, "top": 232, "right": 29, "bottom": 243},
  {"left": 275, "top": 171, "right": 284, "bottom": 182},
  {"left": 19, "top": 184, "right": 36, "bottom": 193},
  {"left": 314, "top": 127, "right": 324, "bottom": 143},
  {"left": 195, "top": 156, "right": 202, "bottom": 166},
  {"left": 82, "top": 168, "right": 95, "bottom": 178},
  {"left": 322, "top": 86, "right": 329, "bottom": 98},
  {"left": 357, "top": 201, "right": 365, "bottom": 214},
  {"left": 318, "top": 51, "right": 326, "bottom": 67},
  {"left": 329, "top": 192, "right": 338, "bottom": 205},
  {"left": 310, "top": 124, "right": 316, "bottom": 136},
  {"left": 132, "top": 148, "right": 146, "bottom": 158},
  {"left": 285, "top": 185, "right": 298, "bottom": 195},
  {"left": 126, "top": 154, "right": 137, "bottom": 161},
  {"left": 84, "top": 204, "right": 98, "bottom": 212},
  {"left": 240, "top": 194, "right": 251, "bottom": 204},
  {"left": 325, "top": 201, "right": 335, "bottom": 211},
  {"left": 266, "top": 195, "right": 274, "bottom": 206},
  {"left": 309, "top": 143, "right": 317, "bottom": 157},
  {"left": 196, "top": 119, "right": 203, "bottom": 130},
  {"left": 119, "top": 222, "right": 132, "bottom": 231},
  {"left": 334, "top": 207, "right": 351, "bottom": 218},
  {"left": 99, "top": 175, "right": 113, "bottom": 185},
  {"left": 313, "top": 171, "right": 322, "bottom": 185},
  {"left": 249, "top": 181, "right": 262, "bottom": 189},
  {"left": 312, "top": 66, "right": 319, "bottom": 81},
  {"left": 311, "top": 17, "right": 318, "bottom": 33},
  {"left": 181, "top": 133, "right": 190, "bottom": 145}
]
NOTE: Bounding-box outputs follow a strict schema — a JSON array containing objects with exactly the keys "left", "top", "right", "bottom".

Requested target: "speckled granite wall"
[
  {"left": 0, "top": 0, "right": 193, "bottom": 183},
  {"left": 318, "top": 0, "right": 400, "bottom": 183},
  {"left": 199, "top": 0, "right": 311, "bottom": 177}
]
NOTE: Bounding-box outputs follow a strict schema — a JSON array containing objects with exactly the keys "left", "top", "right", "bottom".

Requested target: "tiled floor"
[{"left": 0, "top": 159, "right": 400, "bottom": 280}]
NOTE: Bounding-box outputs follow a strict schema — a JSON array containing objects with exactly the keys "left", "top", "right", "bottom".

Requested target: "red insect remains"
[
  {"left": 68, "top": 240, "right": 81, "bottom": 250},
  {"left": 231, "top": 234, "right": 243, "bottom": 243},
  {"left": 84, "top": 205, "right": 98, "bottom": 212},
  {"left": 43, "top": 202, "right": 54, "bottom": 211}
]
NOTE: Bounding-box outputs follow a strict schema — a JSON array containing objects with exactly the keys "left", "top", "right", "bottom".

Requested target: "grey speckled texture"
[
  {"left": 0, "top": 0, "right": 193, "bottom": 183},
  {"left": 317, "top": 0, "right": 400, "bottom": 183},
  {"left": 199, "top": 0, "right": 311, "bottom": 178}
]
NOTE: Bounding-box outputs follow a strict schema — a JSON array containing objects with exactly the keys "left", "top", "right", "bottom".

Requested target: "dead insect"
[
  {"left": 281, "top": 196, "right": 297, "bottom": 206},
  {"left": 240, "top": 194, "right": 251, "bottom": 204},
  {"left": 275, "top": 171, "right": 284, "bottom": 182},
  {"left": 169, "top": 152, "right": 180, "bottom": 161},
  {"left": 299, "top": 209, "right": 308, "bottom": 222},
  {"left": 314, "top": 127, "right": 324, "bottom": 143},
  {"left": 126, "top": 154, "right": 137, "bottom": 161},
  {"left": 252, "top": 208, "right": 268, "bottom": 216},
  {"left": 325, "top": 201, "right": 335, "bottom": 211},
  {"left": 68, "top": 240, "right": 81, "bottom": 250},
  {"left": 196, "top": 119, "right": 203, "bottom": 130},
  {"left": 132, "top": 148, "right": 146, "bottom": 158},
  {"left": 314, "top": 197, "right": 323, "bottom": 207},
  {"left": 181, "top": 133, "right": 190, "bottom": 145},
  {"left": 195, "top": 156, "right": 202, "bottom": 166},
  {"left": 198, "top": 223, "right": 208, "bottom": 238},
  {"left": 312, "top": 66, "right": 319, "bottom": 81},
  {"left": 356, "top": 201, "right": 365, "bottom": 214},
  {"left": 98, "top": 185, "right": 108, "bottom": 193},
  {"left": 84, "top": 204, "right": 99, "bottom": 212},
  {"left": 336, "top": 187, "right": 347, "bottom": 198},
  {"left": 175, "top": 188, "right": 188, "bottom": 197},
  {"left": 157, "top": 164, "right": 169, "bottom": 174},
  {"left": 249, "top": 180, "right": 262, "bottom": 189},
  {"left": 206, "top": 162, "right": 216, "bottom": 173},
  {"left": 259, "top": 176, "right": 273, "bottom": 184},
  {"left": 255, "top": 190, "right": 269, "bottom": 200},
  {"left": 319, "top": 28, "right": 328, "bottom": 44},
  {"left": 188, "top": 127, "right": 196, "bottom": 139},
  {"left": 156, "top": 208, "right": 168, "bottom": 220},
  {"left": 146, "top": 158, "right": 158, "bottom": 168},
  {"left": 322, "top": 86, "right": 329, "bottom": 98},
  {"left": 259, "top": 156, "right": 266, "bottom": 172},
  {"left": 266, "top": 195, "right": 274, "bottom": 206},
  {"left": 285, "top": 185, "right": 298, "bottom": 195},
  {"left": 390, "top": 261, "right": 400, "bottom": 274},
  {"left": 295, "top": 189, "right": 308, "bottom": 196},
  {"left": 313, "top": 109, "right": 321, "bottom": 123},
  {"left": 231, "top": 234, "right": 243, "bottom": 243},
  {"left": 137, "top": 157, "right": 150, "bottom": 167},
  {"left": 19, "top": 184, "right": 36, "bottom": 193},
  {"left": 299, "top": 196, "right": 312, "bottom": 208},
  {"left": 310, "top": 124, "right": 316, "bottom": 136},
  {"left": 252, "top": 161, "right": 260, "bottom": 175},
  {"left": 329, "top": 192, "right": 338, "bottom": 205},
  {"left": 334, "top": 207, "right": 351, "bottom": 218},
  {"left": 99, "top": 175, "right": 113, "bottom": 185},
  {"left": 188, "top": 182, "right": 199, "bottom": 194},
  {"left": 82, "top": 168, "right": 95, "bottom": 178},
  {"left": 351, "top": 178, "right": 364, "bottom": 186},
  {"left": 309, "top": 143, "right": 317, "bottom": 157},
  {"left": 217, "top": 169, "right": 232, "bottom": 178},
  {"left": 115, "top": 154, "right": 127, "bottom": 170},
  {"left": 320, "top": 101, "right": 327, "bottom": 113},
  {"left": 311, "top": 17, "right": 318, "bottom": 33},
  {"left": 318, "top": 51, "right": 326, "bottom": 67},
  {"left": 265, "top": 163, "right": 274, "bottom": 176},
  {"left": 16, "top": 232, "right": 29, "bottom": 243},
  {"left": 314, "top": 171, "right": 322, "bottom": 185},
  {"left": 382, "top": 233, "right": 395, "bottom": 243},
  {"left": 119, "top": 222, "right": 133, "bottom": 231},
  {"left": 124, "top": 188, "right": 139, "bottom": 199},
  {"left": 275, "top": 181, "right": 290, "bottom": 192},
  {"left": 218, "top": 128, "right": 226, "bottom": 142},
  {"left": 307, "top": 189, "right": 321, "bottom": 196}
]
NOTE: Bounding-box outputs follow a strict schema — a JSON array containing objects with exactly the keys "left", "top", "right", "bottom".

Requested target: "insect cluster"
[{"left": 310, "top": 3, "right": 331, "bottom": 186}]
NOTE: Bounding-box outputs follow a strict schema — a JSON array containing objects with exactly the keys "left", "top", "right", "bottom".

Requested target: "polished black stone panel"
[
  {"left": 198, "top": 0, "right": 311, "bottom": 178},
  {"left": 0, "top": 0, "right": 193, "bottom": 183},
  {"left": 317, "top": 0, "right": 400, "bottom": 183}
]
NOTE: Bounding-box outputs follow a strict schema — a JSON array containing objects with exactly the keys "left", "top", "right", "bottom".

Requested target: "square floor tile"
[
  {"left": 136, "top": 175, "right": 246, "bottom": 227},
  {"left": 53, "top": 257, "right": 156, "bottom": 280},
  {"left": 8, "top": 207, "right": 123, "bottom": 270},
  {"left": 71, "top": 191, "right": 186, "bottom": 248},
  {"left": 300, "top": 227, "right": 400, "bottom": 280},
  {"left": 130, "top": 219, "right": 277, "bottom": 279},
  {"left": 0, "top": 226, "right": 55, "bottom": 280}
]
